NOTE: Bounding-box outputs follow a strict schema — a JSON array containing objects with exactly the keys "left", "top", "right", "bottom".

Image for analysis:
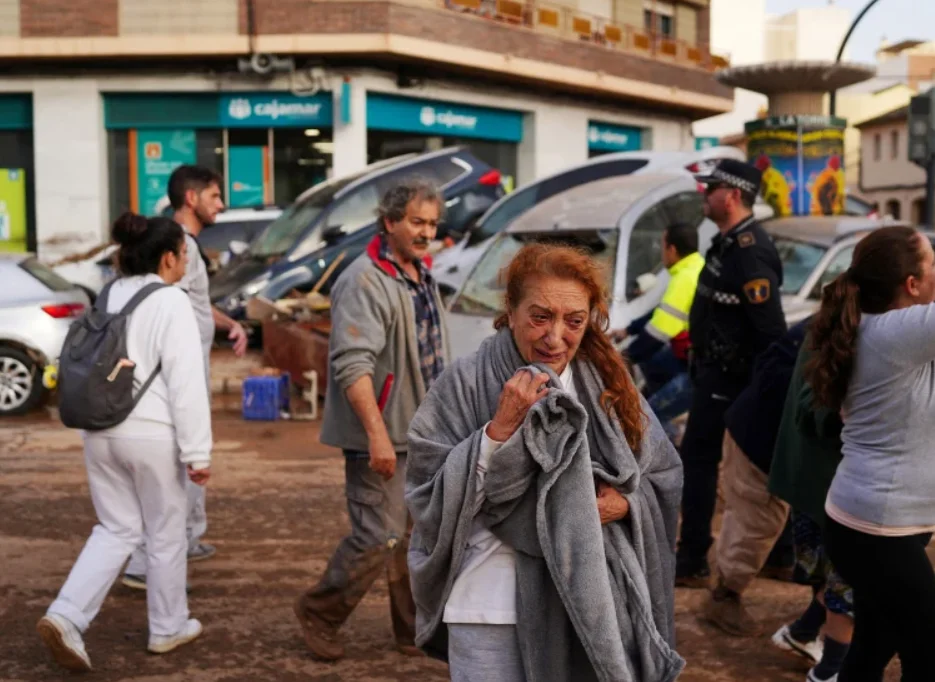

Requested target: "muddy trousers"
[
  {"left": 296, "top": 453, "right": 416, "bottom": 645},
  {"left": 713, "top": 432, "right": 790, "bottom": 594},
  {"left": 47, "top": 434, "right": 190, "bottom": 637}
]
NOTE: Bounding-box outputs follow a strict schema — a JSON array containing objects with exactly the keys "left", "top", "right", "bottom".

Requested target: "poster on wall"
[
  {"left": 135, "top": 129, "right": 197, "bottom": 216},
  {"left": 227, "top": 146, "right": 270, "bottom": 208},
  {"left": 745, "top": 116, "right": 846, "bottom": 217},
  {"left": 0, "top": 169, "right": 27, "bottom": 253}
]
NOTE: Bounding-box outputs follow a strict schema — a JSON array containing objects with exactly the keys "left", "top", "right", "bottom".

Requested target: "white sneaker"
[
  {"left": 148, "top": 618, "right": 203, "bottom": 654},
  {"left": 807, "top": 667, "right": 838, "bottom": 682},
  {"left": 37, "top": 613, "right": 92, "bottom": 672},
  {"left": 771, "top": 624, "right": 823, "bottom": 664}
]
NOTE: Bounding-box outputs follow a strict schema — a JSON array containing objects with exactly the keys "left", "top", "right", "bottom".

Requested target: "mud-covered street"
[{"left": 0, "top": 354, "right": 904, "bottom": 681}]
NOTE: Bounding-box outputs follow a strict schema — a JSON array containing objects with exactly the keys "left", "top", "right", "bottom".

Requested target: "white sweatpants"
[
  {"left": 48, "top": 434, "right": 189, "bottom": 637},
  {"left": 126, "top": 354, "right": 210, "bottom": 576},
  {"left": 125, "top": 481, "right": 205, "bottom": 575}
]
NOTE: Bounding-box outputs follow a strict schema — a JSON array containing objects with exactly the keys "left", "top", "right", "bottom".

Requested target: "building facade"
[
  {"left": 855, "top": 106, "right": 926, "bottom": 224},
  {"left": 692, "top": 1, "right": 851, "bottom": 144},
  {"left": 0, "top": 0, "right": 730, "bottom": 258}
]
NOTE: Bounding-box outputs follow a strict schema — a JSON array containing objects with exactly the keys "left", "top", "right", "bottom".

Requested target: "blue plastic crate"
[{"left": 242, "top": 373, "right": 290, "bottom": 421}]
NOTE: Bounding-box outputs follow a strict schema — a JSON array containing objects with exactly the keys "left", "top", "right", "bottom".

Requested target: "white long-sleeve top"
[
  {"left": 443, "top": 365, "right": 576, "bottom": 624},
  {"left": 97, "top": 274, "right": 213, "bottom": 468}
]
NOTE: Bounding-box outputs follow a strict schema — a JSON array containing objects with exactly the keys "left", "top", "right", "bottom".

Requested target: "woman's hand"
[
  {"left": 486, "top": 371, "right": 550, "bottom": 442},
  {"left": 596, "top": 481, "right": 629, "bottom": 525},
  {"left": 188, "top": 465, "right": 211, "bottom": 486}
]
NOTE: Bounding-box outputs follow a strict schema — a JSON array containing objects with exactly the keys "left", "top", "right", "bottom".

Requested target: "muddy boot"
[
  {"left": 702, "top": 583, "right": 761, "bottom": 637},
  {"left": 386, "top": 533, "right": 421, "bottom": 656},
  {"left": 293, "top": 595, "right": 345, "bottom": 661},
  {"left": 295, "top": 545, "right": 385, "bottom": 661}
]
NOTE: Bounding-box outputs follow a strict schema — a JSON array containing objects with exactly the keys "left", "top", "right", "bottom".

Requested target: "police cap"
[{"left": 694, "top": 158, "right": 762, "bottom": 197}]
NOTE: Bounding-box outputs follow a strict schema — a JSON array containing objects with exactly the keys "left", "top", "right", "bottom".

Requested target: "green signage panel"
[
  {"left": 137, "top": 130, "right": 197, "bottom": 216},
  {"left": 228, "top": 146, "right": 267, "bottom": 208},
  {"left": 0, "top": 169, "right": 27, "bottom": 252}
]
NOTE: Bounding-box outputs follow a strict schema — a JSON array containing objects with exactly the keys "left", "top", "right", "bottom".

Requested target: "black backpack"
[{"left": 58, "top": 281, "right": 167, "bottom": 431}]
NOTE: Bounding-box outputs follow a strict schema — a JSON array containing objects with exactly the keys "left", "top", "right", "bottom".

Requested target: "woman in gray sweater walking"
[{"left": 806, "top": 225, "right": 935, "bottom": 682}]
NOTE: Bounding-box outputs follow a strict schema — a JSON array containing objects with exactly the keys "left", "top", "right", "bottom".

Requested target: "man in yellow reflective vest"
[{"left": 613, "top": 222, "right": 705, "bottom": 441}]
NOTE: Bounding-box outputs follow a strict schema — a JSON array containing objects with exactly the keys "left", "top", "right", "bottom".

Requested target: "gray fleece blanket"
[{"left": 406, "top": 328, "right": 685, "bottom": 682}]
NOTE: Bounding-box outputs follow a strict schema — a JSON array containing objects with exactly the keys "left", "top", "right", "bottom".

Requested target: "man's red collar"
[{"left": 366, "top": 235, "right": 433, "bottom": 277}]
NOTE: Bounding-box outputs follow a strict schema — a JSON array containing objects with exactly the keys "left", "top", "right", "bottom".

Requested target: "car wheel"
[{"left": 0, "top": 346, "right": 45, "bottom": 416}]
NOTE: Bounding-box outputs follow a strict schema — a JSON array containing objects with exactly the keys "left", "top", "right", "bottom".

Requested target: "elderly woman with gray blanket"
[{"left": 406, "top": 243, "right": 685, "bottom": 682}]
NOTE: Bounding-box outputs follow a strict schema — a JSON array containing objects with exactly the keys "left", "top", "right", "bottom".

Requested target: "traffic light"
[{"left": 909, "top": 89, "right": 935, "bottom": 168}]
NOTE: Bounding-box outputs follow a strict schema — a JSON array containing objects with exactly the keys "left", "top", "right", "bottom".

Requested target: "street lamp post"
[{"left": 828, "top": 0, "right": 883, "bottom": 117}]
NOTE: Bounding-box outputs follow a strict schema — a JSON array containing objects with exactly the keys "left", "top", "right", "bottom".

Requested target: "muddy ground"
[{"left": 0, "top": 352, "right": 904, "bottom": 681}]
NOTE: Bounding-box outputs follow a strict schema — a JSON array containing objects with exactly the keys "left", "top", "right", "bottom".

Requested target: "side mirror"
[
  {"left": 322, "top": 224, "right": 345, "bottom": 243},
  {"left": 434, "top": 222, "right": 452, "bottom": 242},
  {"left": 228, "top": 240, "right": 249, "bottom": 256}
]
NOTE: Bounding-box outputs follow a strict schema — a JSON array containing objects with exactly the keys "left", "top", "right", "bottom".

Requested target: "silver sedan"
[{"left": 0, "top": 255, "right": 89, "bottom": 415}]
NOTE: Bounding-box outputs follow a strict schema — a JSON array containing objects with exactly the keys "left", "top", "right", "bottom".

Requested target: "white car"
[
  {"left": 767, "top": 216, "right": 912, "bottom": 326},
  {"left": 431, "top": 146, "right": 747, "bottom": 296},
  {"left": 53, "top": 206, "right": 282, "bottom": 297},
  {"left": 444, "top": 172, "right": 719, "bottom": 361},
  {"left": 0, "top": 255, "right": 90, "bottom": 415}
]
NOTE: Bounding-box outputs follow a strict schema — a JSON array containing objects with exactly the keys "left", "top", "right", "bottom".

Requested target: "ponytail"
[
  {"left": 805, "top": 272, "right": 861, "bottom": 411},
  {"left": 805, "top": 226, "right": 926, "bottom": 410},
  {"left": 579, "top": 320, "right": 645, "bottom": 453}
]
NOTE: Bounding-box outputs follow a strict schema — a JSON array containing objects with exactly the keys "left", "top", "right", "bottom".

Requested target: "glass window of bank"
[
  {"left": 587, "top": 121, "right": 646, "bottom": 159},
  {"left": 0, "top": 95, "right": 36, "bottom": 253},
  {"left": 365, "top": 93, "right": 523, "bottom": 192},
  {"left": 103, "top": 92, "right": 334, "bottom": 219}
]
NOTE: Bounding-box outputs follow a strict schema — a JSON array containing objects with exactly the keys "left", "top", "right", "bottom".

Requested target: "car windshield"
[
  {"left": 772, "top": 237, "right": 828, "bottom": 295},
  {"left": 450, "top": 229, "right": 619, "bottom": 316},
  {"left": 471, "top": 159, "right": 649, "bottom": 243},
  {"left": 249, "top": 173, "right": 366, "bottom": 258}
]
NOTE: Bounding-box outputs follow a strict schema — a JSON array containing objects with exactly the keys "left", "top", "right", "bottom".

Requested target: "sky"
[{"left": 764, "top": 0, "right": 935, "bottom": 63}]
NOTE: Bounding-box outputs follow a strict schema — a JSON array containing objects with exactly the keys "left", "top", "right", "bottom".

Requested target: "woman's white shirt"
[
  {"left": 95, "top": 274, "right": 213, "bottom": 468},
  {"left": 443, "top": 365, "right": 576, "bottom": 625}
]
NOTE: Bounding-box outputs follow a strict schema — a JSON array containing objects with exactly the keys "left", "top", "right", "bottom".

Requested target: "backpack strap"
[
  {"left": 94, "top": 280, "right": 117, "bottom": 312},
  {"left": 130, "top": 361, "right": 163, "bottom": 411},
  {"left": 122, "top": 282, "right": 170, "bottom": 408},
  {"left": 120, "top": 282, "right": 169, "bottom": 316}
]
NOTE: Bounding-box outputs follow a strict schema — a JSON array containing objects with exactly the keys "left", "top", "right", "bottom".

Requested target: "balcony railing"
[{"left": 433, "top": 0, "right": 730, "bottom": 71}]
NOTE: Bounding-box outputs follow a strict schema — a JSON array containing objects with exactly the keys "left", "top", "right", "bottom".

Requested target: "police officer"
[{"left": 676, "top": 159, "right": 787, "bottom": 587}]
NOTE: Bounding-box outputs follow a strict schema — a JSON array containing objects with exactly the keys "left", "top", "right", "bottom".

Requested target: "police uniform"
[{"left": 677, "top": 160, "right": 788, "bottom": 579}]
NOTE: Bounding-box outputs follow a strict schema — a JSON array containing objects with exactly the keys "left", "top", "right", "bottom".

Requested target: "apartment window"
[
  {"left": 885, "top": 199, "right": 901, "bottom": 219},
  {"left": 891, "top": 130, "right": 900, "bottom": 160},
  {"left": 873, "top": 133, "right": 882, "bottom": 161},
  {"left": 644, "top": 1, "right": 675, "bottom": 38}
]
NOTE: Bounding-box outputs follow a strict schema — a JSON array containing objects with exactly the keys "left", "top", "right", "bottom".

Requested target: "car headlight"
[{"left": 242, "top": 277, "right": 270, "bottom": 298}]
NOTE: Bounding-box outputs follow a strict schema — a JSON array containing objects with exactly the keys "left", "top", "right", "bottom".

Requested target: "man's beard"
[{"left": 194, "top": 205, "right": 216, "bottom": 228}]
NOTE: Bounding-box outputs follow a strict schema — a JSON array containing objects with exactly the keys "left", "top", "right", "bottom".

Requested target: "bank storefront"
[
  {"left": 587, "top": 120, "right": 645, "bottom": 158},
  {"left": 0, "top": 94, "right": 34, "bottom": 252},
  {"left": 366, "top": 93, "right": 523, "bottom": 191},
  {"left": 104, "top": 91, "right": 333, "bottom": 218}
]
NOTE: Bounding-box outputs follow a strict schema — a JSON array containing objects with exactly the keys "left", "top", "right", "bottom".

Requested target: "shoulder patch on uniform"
[
  {"left": 743, "top": 278, "right": 771, "bottom": 304},
  {"left": 738, "top": 232, "right": 756, "bottom": 248}
]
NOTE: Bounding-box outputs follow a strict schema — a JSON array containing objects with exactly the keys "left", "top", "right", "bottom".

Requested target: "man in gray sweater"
[{"left": 294, "top": 178, "right": 450, "bottom": 661}]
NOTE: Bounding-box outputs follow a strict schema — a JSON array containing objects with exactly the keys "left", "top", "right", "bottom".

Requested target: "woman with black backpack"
[{"left": 37, "top": 213, "right": 212, "bottom": 672}]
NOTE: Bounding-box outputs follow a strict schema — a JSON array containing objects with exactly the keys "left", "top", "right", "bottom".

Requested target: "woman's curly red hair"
[{"left": 494, "top": 243, "right": 645, "bottom": 453}]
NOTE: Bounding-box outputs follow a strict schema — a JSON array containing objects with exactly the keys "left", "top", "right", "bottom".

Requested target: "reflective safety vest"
[{"left": 645, "top": 252, "right": 705, "bottom": 359}]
